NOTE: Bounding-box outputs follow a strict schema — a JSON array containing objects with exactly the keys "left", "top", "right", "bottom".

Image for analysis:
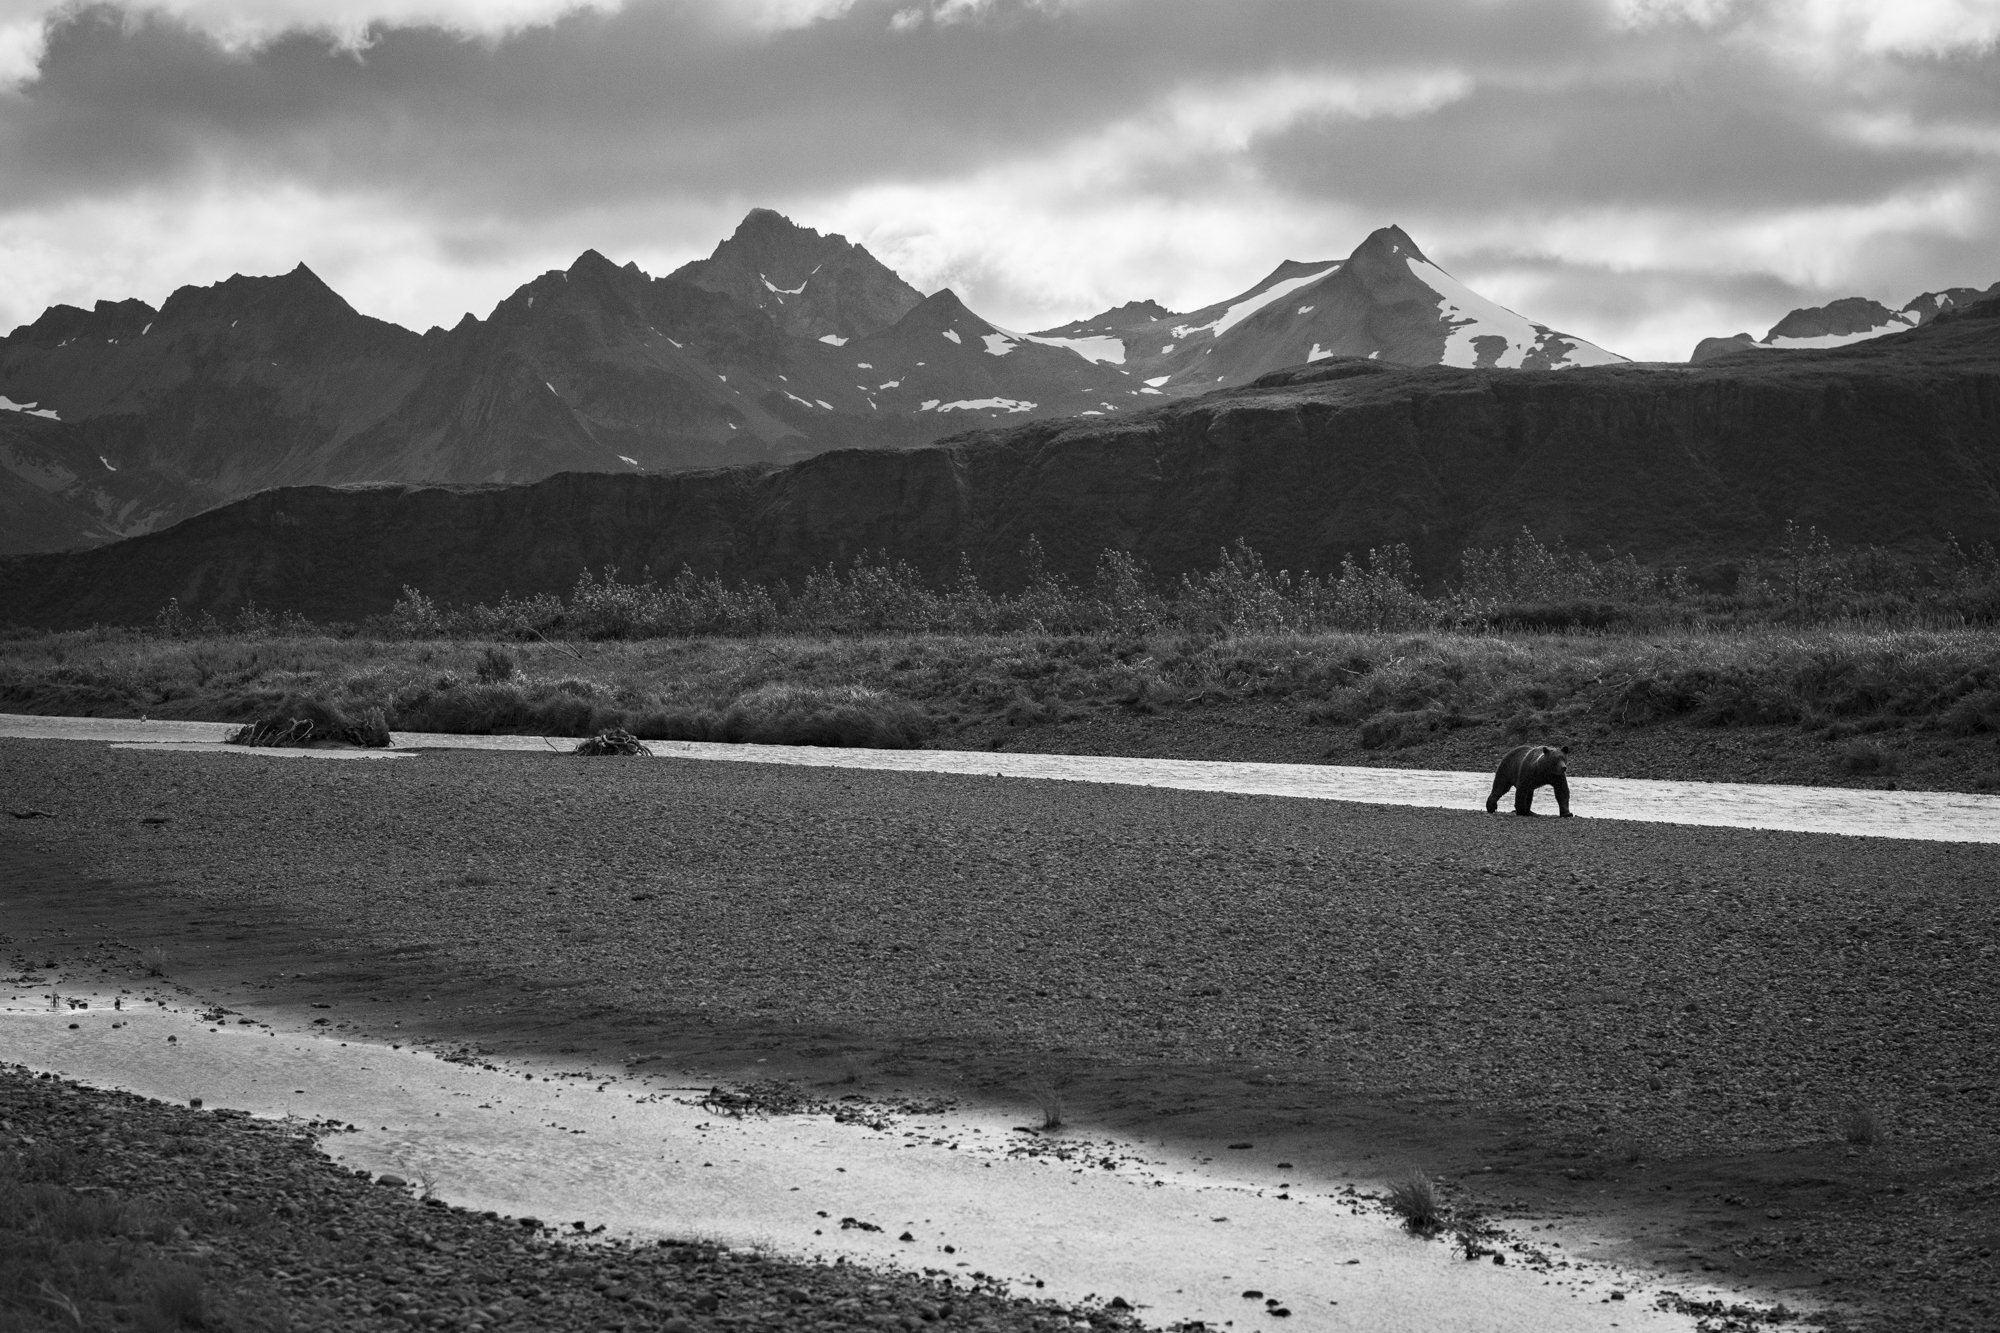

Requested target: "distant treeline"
[{"left": 150, "top": 525, "right": 2000, "bottom": 642}]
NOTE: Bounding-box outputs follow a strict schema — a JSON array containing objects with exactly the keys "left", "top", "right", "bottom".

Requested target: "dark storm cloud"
[{"left": 0, "top": 0, "right": 1667, "bottom": 216}]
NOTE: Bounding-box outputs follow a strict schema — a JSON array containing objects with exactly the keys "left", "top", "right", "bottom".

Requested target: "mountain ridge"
[
  {"left": 5, "top": 295, "right": 1993, "bottom": 630},
  {"left": 3, "top": 212, "right": 1634, "bottom": 555},
  {"left": 1691, "top": 280, "right": 2000, "bottom": 362}
]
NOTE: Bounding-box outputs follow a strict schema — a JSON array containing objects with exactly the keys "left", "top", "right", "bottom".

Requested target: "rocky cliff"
[{"left": 3, "top": 299, "right": 1994, "bottom": 629}]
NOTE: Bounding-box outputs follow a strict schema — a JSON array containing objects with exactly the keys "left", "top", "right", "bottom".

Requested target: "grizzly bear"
[{"left": 1487, "top": 744, "right": 1573, "bottom": 817}]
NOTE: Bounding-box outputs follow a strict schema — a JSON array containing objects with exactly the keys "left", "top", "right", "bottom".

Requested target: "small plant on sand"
[
  {"left": 1027, "top": 1079, "right": 1065, "bottom": 1131},
  {"left": 1843, "top": 1103, "right": 1881, "bottom": 1145},
  {"left": 139, "top": 947, "right": 167, "bottom": 977},
  {"left": 1385, "top": 1170, "right": 1445, "bottom": 1235}
]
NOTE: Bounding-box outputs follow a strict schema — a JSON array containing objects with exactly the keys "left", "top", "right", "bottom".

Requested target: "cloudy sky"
[{"left": 2, "top": 0, "right": 1997, "bottom": 361}]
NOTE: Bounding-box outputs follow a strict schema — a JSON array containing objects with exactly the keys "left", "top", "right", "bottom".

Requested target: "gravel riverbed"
[
  {"left": 2, "top": 1064, "right": 1109, "bottom": 1332},
  {"left": 3, "top": 738, "right": 1998, "bottom": 1331}
]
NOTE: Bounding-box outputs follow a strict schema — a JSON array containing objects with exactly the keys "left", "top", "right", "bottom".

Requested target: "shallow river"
[
  {"left": 0, "top": 713, "right": 1887, "bottom": 1329},
  {"left": 3, "top": 986, "right": 1745, "bottom": 1333},
  {"left": 4, "top": 712, "right": 1996, "bottom": 843}
]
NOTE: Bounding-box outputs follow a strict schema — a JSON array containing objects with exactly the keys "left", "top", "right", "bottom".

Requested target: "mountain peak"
[
  {"left": 670, "top": 207, "right": 923, "bottom": 341},
  {"left": 1349, "top": 225, "right": 1429, "bottom": 265},
  {"left": 735, "top": 206, "right": 809, "bottom": 238}
]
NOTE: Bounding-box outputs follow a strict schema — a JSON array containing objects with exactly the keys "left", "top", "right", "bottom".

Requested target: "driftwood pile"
[
  {"left": 573, "top": 728, "right": 652, "bottom": 756},
  {"left": 228, "top": 698, "right": 391, "bottom": 748}
]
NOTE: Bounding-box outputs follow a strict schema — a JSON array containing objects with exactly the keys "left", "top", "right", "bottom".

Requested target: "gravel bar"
[{"left": 3, "top": 737, "right": 1998, "bottom": 1331}]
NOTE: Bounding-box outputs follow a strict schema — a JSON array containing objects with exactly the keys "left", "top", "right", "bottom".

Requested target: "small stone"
[
  {"left": 188, "top": 1096, "right": 201, "bottom": 1108},
  {"left": 1107, "top": 1296, "right": 1131, "bottom": 1310},
  {"left": 376, "top": 1174, "right": 409, "bottom": 1188},
  {"left": 1241, "top": 1291, "right": 1263, "bottom": 1300},
  {"left": 899, "top": 1232, "right": 915, "bottom": 1242}
]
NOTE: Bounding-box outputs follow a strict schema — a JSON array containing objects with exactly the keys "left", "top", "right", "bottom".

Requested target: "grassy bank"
[{"left": 2, "top": 623, "right": 1997, "bottom": 788}]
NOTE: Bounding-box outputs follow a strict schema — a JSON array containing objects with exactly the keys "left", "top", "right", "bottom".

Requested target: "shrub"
[
  {"left": 722, "top": 684, "right": 929, "bottom": 749},
  {"left": 1941, "top": 686, "right": 2000, "bottom": 735},
  {"left": 474, "top": 645, "right": 520, "bottom": 684}
]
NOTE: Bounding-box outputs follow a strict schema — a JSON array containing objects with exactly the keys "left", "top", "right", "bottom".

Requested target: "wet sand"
[{"left": 4, "top": 737, "right": 1997, "bottom": 1330}]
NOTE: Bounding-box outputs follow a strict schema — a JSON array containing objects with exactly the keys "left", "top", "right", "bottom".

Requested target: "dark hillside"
[{"left": 2, "top": 300, "right": 1995, "bottom": 629}]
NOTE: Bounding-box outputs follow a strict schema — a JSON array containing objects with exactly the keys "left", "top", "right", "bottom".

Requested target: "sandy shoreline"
[{"left": 4, "top": 737, "right": 1998, "bottom": 1330}]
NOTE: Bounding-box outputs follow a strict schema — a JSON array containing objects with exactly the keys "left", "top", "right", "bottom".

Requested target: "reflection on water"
[{"left": 5, "top": 713, "right": 1994, "bottom": 843}]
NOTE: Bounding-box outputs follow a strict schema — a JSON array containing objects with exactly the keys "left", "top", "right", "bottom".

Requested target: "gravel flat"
[
  {"left": 4, "top": 737, "right": 1998, "bottom": 1331},
  {"left": 2, "top": 1064, "right": 1106, "bottom": 1333}
]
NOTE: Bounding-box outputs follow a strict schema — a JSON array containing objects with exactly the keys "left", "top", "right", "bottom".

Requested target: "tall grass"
[
  {"left": 2, "top": 529, "right": 1996, "bottom": 753},
  {"left": 3, "top": 618, "right": 1998, "bottom": 756}
]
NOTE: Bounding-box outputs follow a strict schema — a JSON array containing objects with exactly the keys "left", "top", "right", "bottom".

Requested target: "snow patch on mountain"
[
  {"left": 1308, "top": 344, "right": 1334, "bottom": 362},
  {"left": 981, "top": 322, "right": 1127, "bottom": 365},
  {"left": 1022, "top": 332, "right": 1126, "bottom": 364},
  {"left": 941, "top": 329, "right": 962, "bottom": 344},
  {"left": 762, "top": 274, "right": 808, "bottom": 296},
  {"left": 819, "top": 334, "right": 848, "bottom": 346},
  {"left": 935, "top": 397, "right": 1035, "bottom": 413},
  {"left": 1404, "top": 256, "right": 1623, "bottom": 370},
  {"left": 0, "top": 396, "right": 60, "bottom": 420},
  {"left": 1173, "top": 265, "right": 1338, "bottom": 341},
  {"left": 1766, "top": 318, "right": 1915, "bottom": 350}
]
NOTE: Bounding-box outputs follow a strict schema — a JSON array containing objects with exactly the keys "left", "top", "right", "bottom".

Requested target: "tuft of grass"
[
  {"left": 1384, "top": 1170, "right": 1445, "bottom": 1234},
  {"left": 139, "top": 947, "right": 168, "bottom": 977},
  {"left": 138, "top": 1263, "right": 208, "bottom": 1332},
  {"left": 1027, "top": 1079, "right": 1066, "bottom": 1131},
  {"left": 1843, "top": 1104, "right": 1881, "bottom": 1145}
]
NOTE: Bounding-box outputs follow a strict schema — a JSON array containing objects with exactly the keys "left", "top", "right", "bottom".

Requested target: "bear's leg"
[
  {"left": 1514, "top": 781, "right": 1539, "bottom": 816},
  {"left": 1552, "top": 774, "right": 1572, "bottom": 818},
  {"left": 1486, "top": 773, "right": 1512, "bottom": 813}
]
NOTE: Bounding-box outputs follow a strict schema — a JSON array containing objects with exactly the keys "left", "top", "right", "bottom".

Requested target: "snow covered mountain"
[
  {"left": 1032, "top": 225, "right": 1625, "bottom": 393},
  {"left": 0, "top": 212, "right": 1628, "bottom": 553},
  {"left": 1690, "top": 282, "right": 2000, "bottom": 362}
]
